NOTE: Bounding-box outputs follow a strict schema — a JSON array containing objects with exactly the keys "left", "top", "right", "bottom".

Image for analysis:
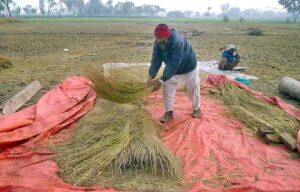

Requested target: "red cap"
[{"left": 154, "top": 24, "right": 171, "bottom": 38}]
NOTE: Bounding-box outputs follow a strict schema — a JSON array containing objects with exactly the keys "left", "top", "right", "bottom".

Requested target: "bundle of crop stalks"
[
  {"left": 0, "top": 55, "right": 13, "bottom": 71},
  {"left": 53, "top": 100, "right": 182, "bottom": 192},
  {"left": 86, "top": 66, "right": 152, "bottom": 104},
  {"left": 216, "top": 83, "right": 300, "bottom": 139}
]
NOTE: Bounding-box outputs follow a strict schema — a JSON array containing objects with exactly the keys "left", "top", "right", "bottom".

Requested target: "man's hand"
[
  {"left": 151, "top": 79, "right": 162, "bottom": 92},
  {"left": 147, "top": 76, "right": 153, "bottom": 86}
]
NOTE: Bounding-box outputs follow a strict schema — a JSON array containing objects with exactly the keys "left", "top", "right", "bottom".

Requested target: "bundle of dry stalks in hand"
[
  {"left": 217, "top": 83, "right": 300, "bottom": 139},
  {"left": 86, "top": 65, "right": 152, "bottom": 104},
  {"left": 53, "top": 100, "right": 182, "bottom": 192}
]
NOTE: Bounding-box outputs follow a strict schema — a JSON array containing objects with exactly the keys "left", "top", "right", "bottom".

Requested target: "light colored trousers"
[
  {"left": 218, "top": 57, "right": 239, "bottom": 70},
  {"left": 163, "top": 68, "right": 200, "bottom": 111}
]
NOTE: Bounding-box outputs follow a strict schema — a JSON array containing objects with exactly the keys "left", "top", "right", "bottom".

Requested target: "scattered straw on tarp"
[
  {"left": 53, "top": 100, "right": 181, "bottom": 191},
  {"left": 215, "top": 83, "right": 300, "bottom": 139},
  {"left": 86, "top": 66, "right": 152, "bottom": 104}
]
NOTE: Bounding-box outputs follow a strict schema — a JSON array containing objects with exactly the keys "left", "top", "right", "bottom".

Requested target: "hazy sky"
[{"left": 13, "top": 0, "right": 284, "bottom": 13}]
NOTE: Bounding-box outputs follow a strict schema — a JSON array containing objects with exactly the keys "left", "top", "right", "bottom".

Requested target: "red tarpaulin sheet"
[{"left": 0, "top": 75, "right": 300, "bottom": 192}]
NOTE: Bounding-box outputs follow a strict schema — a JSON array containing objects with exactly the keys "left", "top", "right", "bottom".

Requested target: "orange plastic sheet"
[
  {"left": 0, "top": 76, "right": 115, "bottom": 192},
  {"left": 1, "top": 75, "right": 300, "bottom": 192},
  {"left": 206, "top": 74, "right": 300, "bottom": 153},
  {"left": 207, "top": 74, "right": 300, "bottom": 122}
]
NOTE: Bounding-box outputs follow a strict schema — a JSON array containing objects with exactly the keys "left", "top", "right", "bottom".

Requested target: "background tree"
[
  {"left": 221, "top": 3, "right": 230, "bottom": 13},
  {"left": 31, "top": 7, "right": 38, "bottom": 15},
  {"left": 227, "top": 7, "right": 241, "bottom": 18},
  {"left": 39, "top": 0, "right": 45, "bottom": 15},
  {"left": 279, "top": 0, "right": 300, "bottom": 23},
  {"left": 57, "top": 0, "right": 66, "bottom": 16},
  {"left": 223, "top": 14, "right": 229, "bottom": 22},
  {"left": 75, "top": 0, "right": 84, "bottom": 16},
  {"left": 114, "top": 1, "right": 135, "bottom": 16},
  {"left": 151, "top": 5, "right": 165, "bottom": 16},
  {"left": 242, "top": 8, "right": 263, "bottom": 18},
  {"left": 104, "top": 0, "right": 113, "bottom": 15},
  {"left": 140, "top": 5, "right": 152, "bottom": 16},
  {"left": 167, "top": 10, "right": 185, "bottom": 18},
  {"left": 220, "top": 3, "right": 230, "bottom": 22},
  {"left": 184, "top": 10, "right": 193, "bottom": 18},
  {"left": 114, "top": 2, "right": 123, "bottom": 16},
  {"left": 1, "top": 0, "right": 13, "bottom": 18},
  {"left": 47, "top": 0, "right": 57, "bottom": 15},
  {"left": 194, "top": 11, "right": 201, "bottom": 17},
  {"left": 123, "top": 1, "right": 135, "bottom": 16},
  {"left": 134, "top": 5, "right": 144, "bottom": 16},
  {"left": 0, "top": 2, "right": 5, "bottom": 16},
  {"left": 23, "top": 5, "right": 37, "bottom": 16},
  {"left": 11, "top": 6, "right": 20, "bottom": 16},
  {"left": 85, "top": 0, "right": 103, "bottom": 16},
  {"left": 140, "top": 5, "right": 164, "bottom": 17},
  {"left": 23, "top": 4, "right": 33, "bottom": 15},
  {"left": 203, "top": 6, "right": 212, "bottom": 17},
  {"left": 63, "top": 0, "right": 84, "bottom": 16},
  {"left": 62, "top": 0, "right": 75, "bottom": 15}
]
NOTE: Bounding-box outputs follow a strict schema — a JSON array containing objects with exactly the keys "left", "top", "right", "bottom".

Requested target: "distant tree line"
[
  {"left": 0, "top": 0, "right": 299, "bottom": 23},
  {"left": 218, "top": 1, "right": 299, "bottom": 23},
  {"left": 219, "top": 4, "right": 289, "bottom": 20},
  {"left": 0, "top": 0, "right": 166, "bottom": 17}
]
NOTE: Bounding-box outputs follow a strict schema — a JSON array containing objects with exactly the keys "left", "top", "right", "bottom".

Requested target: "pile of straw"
[
  {"left": 86, "top": 66, "right": 152, "bottom": 104},
  {"left": 0, "top": 55, "right": 13, "bottom": 71},
  {"left": 54, "top": 66, "right": 181, "bottom": 191},
  {"left": 54, "top": 100, "right": 181, "bottom": 191},
  {"left": 217, "top": 83, "right": 300, "bottom": 139}
]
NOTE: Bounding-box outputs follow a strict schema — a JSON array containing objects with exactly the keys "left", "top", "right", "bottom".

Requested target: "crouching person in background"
[{"left": 218, "top": 44, "right": 241, "bottom": 70}]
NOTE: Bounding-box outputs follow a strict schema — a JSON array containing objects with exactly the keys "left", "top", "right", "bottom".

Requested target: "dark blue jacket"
[
  {"left": 222, "top": 50, "right": 239, "bottom": 63},
  {"left": 149, "top": 29, "right": 197, "bottom": 82}
]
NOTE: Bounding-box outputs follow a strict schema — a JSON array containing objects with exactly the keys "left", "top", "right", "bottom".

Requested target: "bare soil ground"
[{"left": 0, "top": 20, "right": 299, "bottom": 108}]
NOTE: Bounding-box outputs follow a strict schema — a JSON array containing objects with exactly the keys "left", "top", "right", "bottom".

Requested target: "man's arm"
[
  {"left": 160, "top": 39, "right": 184, "bottom": 82},
  {"left": 149, "top": 43, "right": 163, "bottom": 79},
  {"left": 222, "top": 50, "right": 227, "bottom": 58}
]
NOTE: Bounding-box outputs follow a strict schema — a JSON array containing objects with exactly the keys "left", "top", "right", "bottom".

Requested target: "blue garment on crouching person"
[
  {"left": 149, "top": 29, "right": 197, "bottom": 82},
  {"left": 222, "top": 50, "right": 236, "bottom": 63}
]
